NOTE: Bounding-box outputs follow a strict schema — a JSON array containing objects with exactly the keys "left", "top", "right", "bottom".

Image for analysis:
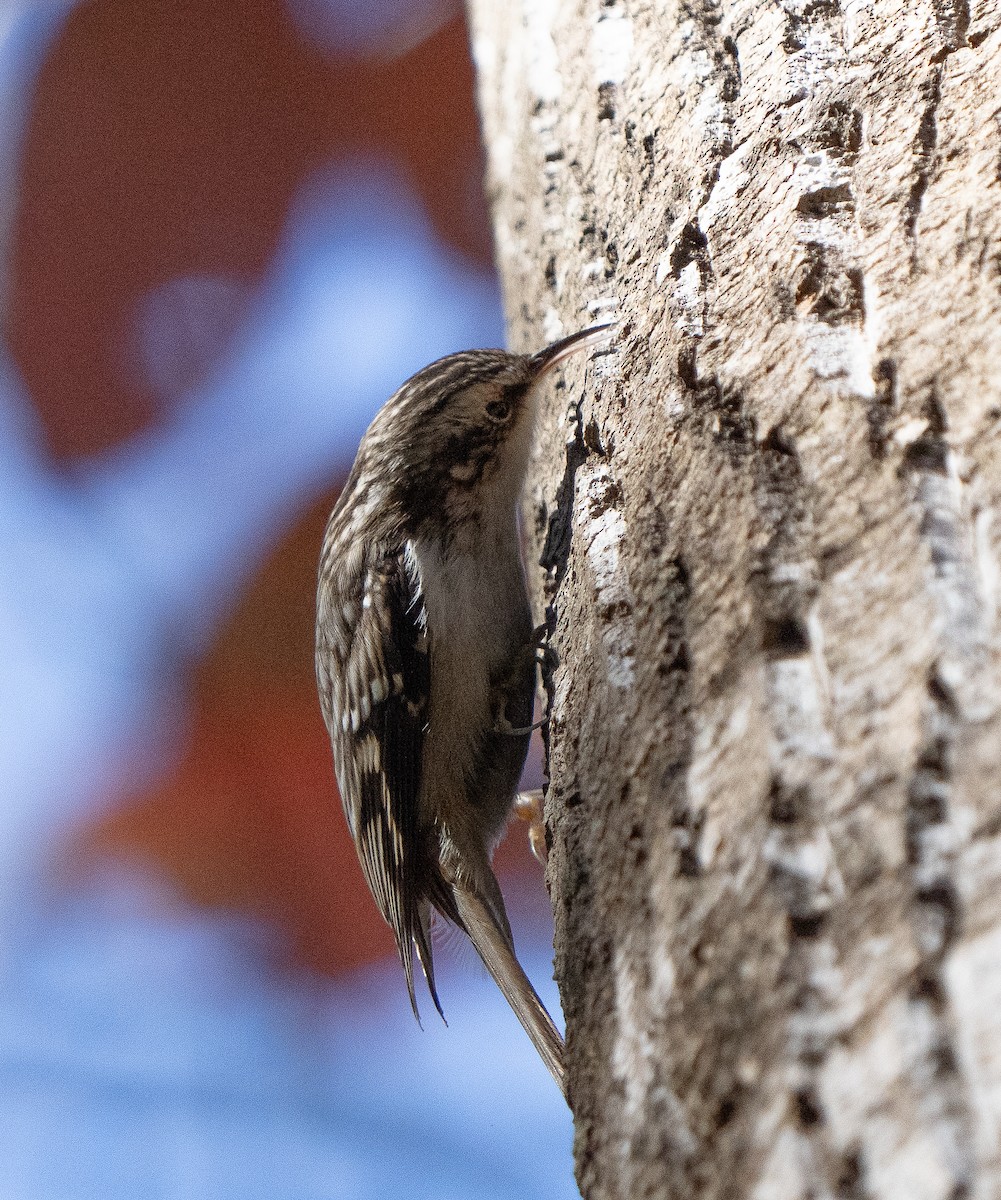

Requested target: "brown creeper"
[{"left": 315, "top": 324, "right": 610, "bottom": 1095}]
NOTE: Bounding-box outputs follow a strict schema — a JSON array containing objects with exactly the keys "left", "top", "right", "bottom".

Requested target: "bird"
[{"left": 315, "top": 323, "right": 611, "bottom": 1093}]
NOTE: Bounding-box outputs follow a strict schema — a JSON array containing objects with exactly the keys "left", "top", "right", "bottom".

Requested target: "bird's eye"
[{"left": 486, "top": 398, "right": 512, "bottom": 422}]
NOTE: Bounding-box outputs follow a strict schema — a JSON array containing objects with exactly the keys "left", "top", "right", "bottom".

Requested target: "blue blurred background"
[{"left": 0, "top": 3, "right": 576, "bottom": 1195}]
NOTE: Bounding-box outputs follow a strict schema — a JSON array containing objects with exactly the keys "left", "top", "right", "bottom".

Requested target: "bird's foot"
[{"left": 514, "top": 790, "right": 548, "bottom": 866}]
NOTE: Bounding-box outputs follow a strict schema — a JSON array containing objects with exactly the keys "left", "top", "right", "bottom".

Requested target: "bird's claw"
[{"left": 514, "top": 790, "right": 549, "bottom": 865}]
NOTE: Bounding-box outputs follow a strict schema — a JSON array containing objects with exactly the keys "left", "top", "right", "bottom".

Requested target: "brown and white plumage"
[
  {"left": 315, "top": 325, "right": 611, "bottom": 1095},
  {"left": 316, "top": 546, "right": 439, "bottom": 1012}
]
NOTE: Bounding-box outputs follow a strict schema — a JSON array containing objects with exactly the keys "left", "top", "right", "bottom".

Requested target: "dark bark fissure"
[
  {"left": 906, "top": 66, "right": 945, "bottom": 265},
  {"left": 867, "top": 358, "right": 899, "bottom": 460}
]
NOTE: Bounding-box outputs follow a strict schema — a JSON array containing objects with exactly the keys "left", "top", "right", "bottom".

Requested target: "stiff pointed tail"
[{"left": 451, "top": 883, "right": 566, "bottom": 1096}]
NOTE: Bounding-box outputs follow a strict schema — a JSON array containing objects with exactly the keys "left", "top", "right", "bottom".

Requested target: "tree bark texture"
[{"left": 467, "top": 0, "right": 1001, "bottom": 1196}]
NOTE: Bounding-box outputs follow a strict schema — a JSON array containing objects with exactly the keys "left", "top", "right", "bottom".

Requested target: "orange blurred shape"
[
  {"left": 11, "top": 0, "right": 490, "bottom": 459},
  {"left": 90, "top": 677, "right": 398, "bottom": 975}
]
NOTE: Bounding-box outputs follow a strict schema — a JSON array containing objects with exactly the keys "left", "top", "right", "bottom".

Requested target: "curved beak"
[{"left": 529, "top": 323, "right": 614, "bottom": 378}]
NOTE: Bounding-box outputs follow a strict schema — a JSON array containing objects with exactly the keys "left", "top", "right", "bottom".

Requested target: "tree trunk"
[{"left": 467, "top": 1, "right": 1001, "bottom": 1196}]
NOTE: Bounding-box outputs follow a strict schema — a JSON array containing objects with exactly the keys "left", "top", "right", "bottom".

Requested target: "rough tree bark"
[{"left": 467, "top": 1, "right": 1001, "bottom": 1196}]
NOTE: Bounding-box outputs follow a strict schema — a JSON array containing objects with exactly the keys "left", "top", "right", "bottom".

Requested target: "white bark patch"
[
  {"left": 611, "top": 942, "right": 653, "bottom": 1128},
  {"left": 893, "top": 417, "right": 931, "bottom": 449},
  {"left": 611, "top": 943, "right": 694, "bottom": 1163},
  {"left": 918, "top": 461, "right": 988, "bottom": 675},
  {"left": 685, "top": 694, "right": 755, "bottom": 872},
  {"left": 698, "top": 137, "right": 757, "bottom": 232},
  {"left": 542, "top": 305, "right": 564, "bottom": 345},
  {"left": 579, "top": 463, "right": 636, "bottom": 689},
  {"left": 552, "top": 665, "right": 573, "bottom": 728},
  {"left": 674, "top": 260, "right": 704, "bottom": 336},
  {"left": 767, "top": 655, "right": 834, "bottom": 765},
  {"left": 764, "top": 825, "right": 844, "bottom": 924},
  {"left": 750, "top": 1126, "right": 812, "bottom": 1200},
  {"left": 592, "top": 8, "right": 633, "bottom": 86},
  {"left": 792, "top": 150, "right": 874, "bottom": 397},
  {"left": 586, "top": 293, "right": 620, "bottom": 317},
  {"left": 801, "top": 313, "right": 876, "bottom": 397},
  {"left": 946, "top": 922, "right": 1001, "bottom": 1170},
  {"left": 522, "top": 0, "right": 562, "bottom": 103},
  {"left": 974, "top": 509, "right": 998, "bottom": 629},
  {"left": 650, "top": 942, "right": 675, "bottom": 1010},
  {"left": 468, "top": 29, "right": 495, "bottom": 74},
  {"left": 818, "top": 996, "right": 966, "bottom": 1200}
]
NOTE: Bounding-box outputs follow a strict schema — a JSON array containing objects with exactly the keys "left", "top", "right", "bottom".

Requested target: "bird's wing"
[{"left": 316, "top": 544, "right": 440, "bottom": 1018}]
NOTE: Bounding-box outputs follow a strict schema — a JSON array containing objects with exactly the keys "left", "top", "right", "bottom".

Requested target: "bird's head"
[{"left": 352, "top": 324, "right": 612, "bottom": 538}]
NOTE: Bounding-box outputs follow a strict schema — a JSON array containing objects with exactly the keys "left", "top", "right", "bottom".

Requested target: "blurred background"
[{"left": 0, "top": 2, "right": 575, "bottom": 1195}]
